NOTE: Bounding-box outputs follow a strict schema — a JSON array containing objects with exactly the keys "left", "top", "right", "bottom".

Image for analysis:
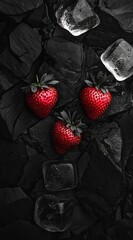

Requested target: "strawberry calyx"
[
  {"left": 85, "top": 71, "right": 117, "bottom": 94},
  {"left": 22, "top": 73, "right": 59, "bottom": 93},
  {"left": 57, "top": 110, "right": 86, "bottom": 137}
]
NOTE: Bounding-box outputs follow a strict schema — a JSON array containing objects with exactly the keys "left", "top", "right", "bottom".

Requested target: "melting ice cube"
[
  {"left": 42, "top": 161, "right": 77, "bottom": 191},
  {"left": 34, "top": 194, "right": 74, "bottom": 232},
  {"left": 101, "top": 39, "right": 133, "bottom": 81},
  {"left": 55, "top": 0, "right": 100, "bottom": 36}
]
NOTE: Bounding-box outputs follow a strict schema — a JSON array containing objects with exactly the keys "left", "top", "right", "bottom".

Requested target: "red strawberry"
[
  {"left": 52, "top": 111, "right": 85, "bottom": 154},
  {"left": 80, "top": 72, "right": 116, "bottom": 120},
  {"left": 24, "top": 74, "right": 59, "bottom": 118}
]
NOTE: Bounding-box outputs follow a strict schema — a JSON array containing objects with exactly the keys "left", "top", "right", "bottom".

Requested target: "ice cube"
[
  {"left": 42, "top": 161, "right": 77, "bottom": 191},
  {"left": 101, "top": 39, "right": 133, "bottom": 81},
  {"left": 55, "top": 0, "right": 100, "bottom": 36},
  {"left": 34, "top": 194, "right": 74, "bottom": 232}
]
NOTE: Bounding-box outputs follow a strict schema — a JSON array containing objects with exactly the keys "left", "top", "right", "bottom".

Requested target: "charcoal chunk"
[
  {"left": 0, "top": 82, "right": 38, "bottom": 140},
  {"left": 0, "top": 0, "right": 43, "bottom": 15},
  {"left": 0, "top": 23, "right": 42, "bottom": 77}
]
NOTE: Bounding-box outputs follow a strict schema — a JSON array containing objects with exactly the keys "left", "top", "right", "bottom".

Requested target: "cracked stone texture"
[
  {"left": 81, "top": 140, "right": 123, "bottom": 206},
  {"left": 19, "top": 148, "right": 47, "bottom": 191},
  {"left": 0, "top": 82, "right": 38, "bottom": 140},
  {"left": 0, "top": 68, "right": 20, "bottom": 95},
  {"left": 0, "top": 1, "right": 133, "bottom": 239},
  {"left": 90, "top": 122, "right": 122, "bottom": 170},
  {"left": 22, "top": 116, "right": 58, "bottom": 159},
  {"left": 0, "top": 138, "right": 28, "bottom": 186},
  {"left": 45, "top": 37, "right": 84, "bottom": 92},
  {"left": 0, "top": 23, "right": 42, "bottom": 77},
  {"left": 0, "top": 0, "right": 43, "bottom": 15}
]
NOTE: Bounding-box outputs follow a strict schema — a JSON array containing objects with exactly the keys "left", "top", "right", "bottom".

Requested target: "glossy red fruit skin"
[
  {"left": 52, "top": 121, "right": 81, "bottom": 154},
  {"left": 25, "top": 87, "right": 58, "bottom": 118},
  {"left": 80, "top": 87, "right": 112, "bottom": 120}
]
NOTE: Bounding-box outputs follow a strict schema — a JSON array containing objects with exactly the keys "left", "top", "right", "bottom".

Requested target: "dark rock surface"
[
  {"left": 0, "top": 82, "right": 38, "bottom": 140},
  {"left": 0, "top": 0, "right": 43, "bottom": 15},
  {"left": 0, "top": 138, "right": 28, "bottom": 186},
  {"left": 0, "top": 1, "right": 133, "bottom": 240},
  {"left": 0, "top": 23, "right": 42, "bottom": 77},
  {"left": 22, "top": 116, "right": 58, "bottom": 159}
]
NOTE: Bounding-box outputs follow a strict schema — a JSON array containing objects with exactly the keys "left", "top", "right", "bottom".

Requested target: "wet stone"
[
  {"left": 0, "top": 82, "right": 38, "bottom": 140},
  {"left": 0, "top": 0, "right": 43, "bottom": 15},
  {"left": 0, "top": 23, "right": 42, "bottom": 77}
]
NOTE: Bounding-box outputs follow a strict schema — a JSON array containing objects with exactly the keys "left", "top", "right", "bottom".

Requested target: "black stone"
[
  {"left": 45, "top": 37, "right": 84, "bottom": 92},
  {"left": 23, "top": 116, "right": 58, "bottom": 159},
  {"left": 82, "top": 140, "right": 123, "bottom": 206},
  {"left": 25, "top": 4, "right": 45, "bottom": 28},
  {"left": 0, "top": 23, "right": 42, "bottom": 77},
  {"left": 102, "top": 87, "right": 132, "bottom": 119},
  {"left": 0, "top": 220, "right": 51, "bottom": 240},
  {"left": 90, "top": 121, "right": 122, "bottom": 170},
  {"left": 0, "top": 187, "right": 27, "bottom": 205},
  {"left": 0, "top": 0, "right": 43, "bottom": 15},
  {"left": 0, "top": 138, "right": 28, "bottom": 186},
  {"left": 0, "top": 68, "right": 20, "bottom": 95},
  {"left": 77, "top": 151, "right": 90, "bottom": 183},
  {"left": 0, "top": 82, "right": 38, "bottom": 140},
  {"left": 19, "top": 149, "right": 47, "bottom": 191},
  {"left": 31, "top": 179, "right": 46, "bottom": 199},
  {"left": 0, "top": 188, "right": 33, "bottom": 227},
  {"left": 42, "top": 161, "right": 77, "bottom": 191},
  {"left": 63, "top": 147, "right": 81, "bottom": 162}
]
